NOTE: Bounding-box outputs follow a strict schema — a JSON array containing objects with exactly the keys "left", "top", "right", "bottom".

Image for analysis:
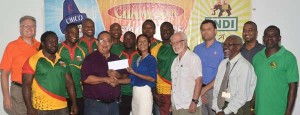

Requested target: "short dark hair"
[
  {"left": 65, "top": 23, "right": 78, "bottom": 33},
  {"left": 136, "top": 34, "right": 151, "bottom": 55},
  {"left": 142, "top": 19, "right": 156, "bottom": 30},
  {"left": 200, "top": 20, "right": 217, "bottom": 29},
  {"left": 110, "top": 23, "right": 121, "bottom": 30},
  {"left": 244, "top": 21, "right": 257, "bottom": 31},
  {"left": 82, "top": 18, "right": 94, "bottom": 25},
  {"left": 264, "top": 25, "right": 281, "bottom": 36},
  {"left": 39, "top": 31, "right": 57, "bottom": 50},
  {"left": 124, "top": 31, "right": 136, "bottom": 40},
  {"left": 97, "top": 31, "right": 111, "bottom": 40}
]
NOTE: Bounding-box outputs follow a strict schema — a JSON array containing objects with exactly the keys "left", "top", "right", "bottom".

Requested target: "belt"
[
  {"left": 88, "top": 98, "right": 117, "bottom": 104},
  {"left": 12, "top": 81, "right": 22, "bottom": 87},
  {"left": 202, "top": 84, "right": 207, "bottom": 87}
]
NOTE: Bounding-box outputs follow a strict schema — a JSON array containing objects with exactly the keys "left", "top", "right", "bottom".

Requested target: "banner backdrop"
[{"left": 45, "top": 0, "right": 251, "bottom": 50}]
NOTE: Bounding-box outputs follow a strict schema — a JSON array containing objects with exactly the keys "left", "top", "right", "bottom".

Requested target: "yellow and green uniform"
[
  {"left": 58, "top": 42, "right": 87, "bottom": 98},
  {"left": 253, "top": 46, "right": 299, "bottom": 115},
  {"left": 111, "top": 43, "right": 124, "bottom": 56},
  {"left": 78, "top": 37, "right": 97, "bottom": 54},
  {"left": 151, "top": 42, "right": 177, "bottom": 94},
  {"left": 150, "top": 38, "right": 161, "bottom": 49},
  {"left": 119, "top": 50, "right": 140, "bottom": 96},
  {"left": 22, "top": 50, "right": 70, "bottom": 110}
]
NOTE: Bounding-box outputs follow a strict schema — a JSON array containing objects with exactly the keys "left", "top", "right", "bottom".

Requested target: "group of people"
[{"left": 0, "top": 15, "right": 298, "bottom": 115}]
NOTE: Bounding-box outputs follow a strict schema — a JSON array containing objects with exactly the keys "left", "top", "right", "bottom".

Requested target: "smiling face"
[
  {"left": 65, "top": 25, "right": 79, "bottom": 45},
  {"left": 170, "top": 33, "right": 186, "bottom": 54},
  {"left": 43, "top": 34, "right": 58, "bottom": 55},
  {"left": 243, "top": 23, "right": 257, "bottom": 43},
  {"left": 142, "top": 21, "right": 156, "bottom": 39},
  {"left": 137, "top": 35, "right": 150, "bottom": 54},
  {"left": 223, "top": 36, "right": 242, "bottom": 59},
  {"left": 110, "top": 23, "right": 122, "bottom": 40},
  {"left": 82, "top": 19, "right": 95, "bottom": 38},
  {"left": 97, "top": 32, "right": 112, "bottom": 54},
  {"left": 20, "top": 19, "right": 36, "bottom": 39},
  {"left": 160, "top": 22, "right": 174, "bottom": 41}
]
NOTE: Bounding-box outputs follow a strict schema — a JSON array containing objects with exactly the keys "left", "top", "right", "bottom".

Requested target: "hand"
[
  {"left": 217, "top": 111, "right": 225, "bottom": 115},
  {"left": 107, "top": 69, "right": 121, "bottom": 79},
  {"left": 126, "top": 67, "right": 135, "bottom": 74},
  {"left": 200, "top": 86, "right": 209, "bottom": 104},
  {"left": 188, "top": 102, "right": 197, "bottom": 113},
  {"left": 3, "top": 96, "right": 12, "bottom": 112},
  {"left": 201, "top": 95, "right": 208, "bottom": 104},
  {"left": 200, "top": 86, "right": 209, "bottom": 96},
  {"left": 27, "top": 108, "right": 38, "bottom": 115},
  {"left": 70, "top": 104, "right": 78, "bottom": 115},
  {"left": 106, "top": 77, "right": 119, "bottom": 87}
]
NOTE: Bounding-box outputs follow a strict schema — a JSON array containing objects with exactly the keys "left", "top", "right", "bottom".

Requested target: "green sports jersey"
[
  {"left": 111, "top": 43, "right": 124, "bottom": 56},
  {"left": 150, "top": 38, "right": 161, "bottom": 49},
  {"left": 253, "top": 46, "right": 299, "bottom": 115},
  {"left": 58, "top": 42, "right": 87, "bottom": 98},
  {"left": 119, "top": 50, "right": 140, "bottom": 96},
  {"left": 78, "top": 37, "right": 97, "bottom": 54}
]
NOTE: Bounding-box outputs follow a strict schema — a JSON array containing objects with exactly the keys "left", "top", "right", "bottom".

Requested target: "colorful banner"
[{"left": 45, "top": 0, "right": 251, "bottom": 50}]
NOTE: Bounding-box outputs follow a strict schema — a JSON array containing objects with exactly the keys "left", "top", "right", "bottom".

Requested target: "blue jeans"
[
  {"left": 84, "top": 98, "right": 119, "bottom": 115},
  {"left": 153, "top": 103, "right": 161, "bottom": 115}
]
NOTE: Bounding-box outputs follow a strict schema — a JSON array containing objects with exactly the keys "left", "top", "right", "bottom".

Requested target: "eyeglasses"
[
  {"left": 170, "top": 40, "right": 185, "bottom": 45},
  {"left": 21, "top": 25, "right": 36, "bottom": 29},
  {"left": 98, "top": 39, "right": 112, "bottom": 44},
  {"left": 222, "top": 43, "right": 241, "bottom": 47}
]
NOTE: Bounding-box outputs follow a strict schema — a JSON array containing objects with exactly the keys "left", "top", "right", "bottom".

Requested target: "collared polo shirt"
[
  {"left": 171, "top": 50, "right": 202, "bottom": 110},
  {"left": 119, "top": 50, "right": 140, "bottom": 96},
  {"left": 0, "top": 36, "right": 40, "bottom": 84},
  {"left": 58, "top": 42, "right": 87, "bottom": 98},
  {"left": 78, "top": 37, "right": 97, "bottom": 54},
  {"left": 22, "top": 50, "right": 70, "bottom": 110},
  {"left": 81, "top": 51, "right": 127, "bottom": 101},
  {"left": 194, "top": 39, "right": 224, "bottom": 85},
  {"left": 241, "top": 40, "right": 264, "bottom": 63},
  {"left": 111, "top": 43, "right": 124, "bottom": 56},
  {"left": 253, "top": 46, "right": 299, "bottom": 115}
]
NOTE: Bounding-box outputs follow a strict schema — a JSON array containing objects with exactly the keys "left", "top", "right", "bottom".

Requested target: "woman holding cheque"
[{"left": 126, "top": 34, "right": 157, "bottom": 115}]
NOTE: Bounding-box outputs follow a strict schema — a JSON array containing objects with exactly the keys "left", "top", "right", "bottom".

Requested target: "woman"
[{"left": 126, "top": 34, "right": 157, "bottom": 115}]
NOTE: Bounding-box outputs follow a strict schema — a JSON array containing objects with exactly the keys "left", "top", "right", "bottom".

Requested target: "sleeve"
[
  {"left": 223, "top": 64, "right": 254, "bottom": 114},
  {"left": 0, "top": 43, "right": 14, "bottom": 70},
  {"left": 286, "top": 53, "right": 299, "bottom": 83},
  {"left": 148, "top": 56, "right": 158, "bottom": 80},
  {"left": 192, "top": 54, "right": 202, "bottom": 79},
  {"left": 81, "top": 57, "right": 91, "bottom": 82},
  {"left": 22, "top": 59, "right": 35, "bottom": 74}
]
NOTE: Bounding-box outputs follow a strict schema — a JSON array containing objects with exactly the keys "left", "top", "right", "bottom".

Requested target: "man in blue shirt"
[{"left": 194, "top": 20, "right": 224, "bottom": 115}]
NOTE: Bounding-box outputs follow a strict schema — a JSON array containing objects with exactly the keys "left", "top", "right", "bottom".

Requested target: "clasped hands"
[{"left": 106, "top": 69, "right": 121, "bottom": 87}]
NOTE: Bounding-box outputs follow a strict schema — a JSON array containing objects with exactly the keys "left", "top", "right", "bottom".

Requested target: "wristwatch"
[{"left": 192, "top": 99, "right": 199, "bottom": 104}]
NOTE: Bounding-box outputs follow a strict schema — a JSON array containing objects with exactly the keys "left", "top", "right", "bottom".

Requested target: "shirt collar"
[
  {"left": 229, "top": 53, "right": 242, "bottom": 64},
  {"left": 37, "top": 50, "right": 61, "bottom": 64}
]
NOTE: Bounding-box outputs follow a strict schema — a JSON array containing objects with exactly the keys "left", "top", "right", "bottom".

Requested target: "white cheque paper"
[{"left": 108, "top": 59, "right": 129, "bottom": 70}]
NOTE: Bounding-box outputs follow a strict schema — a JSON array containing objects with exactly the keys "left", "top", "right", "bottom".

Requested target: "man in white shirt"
[
  {"left": 212, "top": 35, "right": 256, "bottom": 115},
  {"left": 170, "top": 32, "right": 202, "bottom": 115}
]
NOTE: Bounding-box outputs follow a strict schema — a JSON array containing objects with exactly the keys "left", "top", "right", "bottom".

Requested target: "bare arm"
[
  {"left": 189, "top": 77, "right": 202, "bottom": 113},
  {"left": 65, "top": 73, "right": 78, "bottom": 115},
  {"left": 83, "top": 75, "right": 113, "bottom": 84},
  {"left": 1, "top": 70, "right": 12, "bottom": 111},
  {"left": 285, "top": 82, "right": 298, "bottom": 115},
  {"left": 22, "top": 73, "right": 37, "bottom": 114}
]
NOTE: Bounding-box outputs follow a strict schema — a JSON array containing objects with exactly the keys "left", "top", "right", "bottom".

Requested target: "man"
[
  {"left": 110, "top": 23, "right": 124, "bottom": 56},
  {"left": 151, "top": 22, "right": 176, "bottom": 115},
  {"left": 118, "top": 31, "right": 139, "bottom": 115},
  {"left": 194, "top": 20, "right": 224, "bottom": 115},
  {"left": 0, "top": 15, "right": 40, "bottom": 114},
  {"left": 81, "top": 31, "right": 129, "bottom": 115},
  {"left": 170, "top": 32, "right": 202, "bottom": 115},
  {"left": 78, "top": 18, "right": 97, "bottom": 54},
  {"left": 142, "top": 19, "right": 161, "bottom": 49},
  {"left": 58, "top": 23, "right": 86, "bottom": 115},
  {"left": 241, "top": 21, "right": 264, "bottom": 63},
  {"left": 253, "top": 26, "right": 299, "bottom": 115},
  {"left": 22, "top": 31, "right": 78, "bottom": 115},
  {"left": 212, "top": 35, "right": 257, "bottom": 115}
]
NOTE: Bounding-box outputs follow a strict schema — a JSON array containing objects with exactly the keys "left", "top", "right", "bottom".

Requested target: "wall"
[{"left": 0, "top": 0, "right": 299, "bottom": 114}]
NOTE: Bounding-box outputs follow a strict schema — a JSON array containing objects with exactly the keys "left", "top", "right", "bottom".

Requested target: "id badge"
[{"left": 221, "top": 92, "right": 231, "bottom": 99}]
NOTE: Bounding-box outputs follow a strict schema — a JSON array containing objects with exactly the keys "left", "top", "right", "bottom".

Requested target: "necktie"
[{"left": 217, "top": 61, "right": 231, "bottom": 109}]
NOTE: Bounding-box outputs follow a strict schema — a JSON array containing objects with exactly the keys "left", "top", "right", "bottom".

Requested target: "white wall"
[{"left": 0, "top": 0, "right": 299, "bottom": 114}]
